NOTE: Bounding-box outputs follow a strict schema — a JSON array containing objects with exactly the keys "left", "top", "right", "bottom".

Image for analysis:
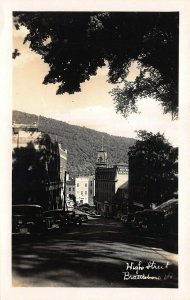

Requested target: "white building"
[{"left": 75, "top": 176, "right": 95, "bottom": 205}]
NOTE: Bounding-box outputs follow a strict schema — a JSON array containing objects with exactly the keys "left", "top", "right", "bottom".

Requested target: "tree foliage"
[
  {"left": 128, "top": 130, "right": 178, "bottom": 207},
  {"left": 12, "top": 132, "right": 61, "bottom": 209},
  {"left": 13, "top": 12, "right": 178, "bottom": 118}
]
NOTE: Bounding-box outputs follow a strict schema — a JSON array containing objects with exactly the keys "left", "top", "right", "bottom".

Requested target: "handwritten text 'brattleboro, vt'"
[{"left": 122, "top": 261, "right": 173, "bottom": 281}]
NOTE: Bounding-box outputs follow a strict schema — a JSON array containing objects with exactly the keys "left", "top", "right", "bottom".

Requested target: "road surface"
[{"left": 12, "top": 217, "right": 178, "bottom": 287}]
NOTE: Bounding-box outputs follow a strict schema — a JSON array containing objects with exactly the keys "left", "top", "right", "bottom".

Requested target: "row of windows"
[
  {"left": 76, "top": 181, "right": 93, "bottom": 187},
  {"left": 76, "top": 189, "right": 93, "bottom": 196},
  {"left": 81, "top": 191, "right": 87, "bottom": 196}
]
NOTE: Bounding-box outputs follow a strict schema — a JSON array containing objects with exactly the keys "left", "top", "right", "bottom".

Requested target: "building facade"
[
  {"left": 12, "top": 122, "right": 67, "bottom": 210},
  {"left": 65, "top": 177, "right": 76, "bottom": 210},
  {"left": 58, "top": 144, "right": 68, "bottom": 208},
  {"left": 75, "top": 176, "right": 95, "bottom": 205},
  {"left": 95, "top": 147, "right": 129, "bottom": 217}
]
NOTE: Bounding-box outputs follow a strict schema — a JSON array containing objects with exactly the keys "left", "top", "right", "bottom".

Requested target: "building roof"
[{"left": 66, "top": 179, "right": 75, "bottom": 186}]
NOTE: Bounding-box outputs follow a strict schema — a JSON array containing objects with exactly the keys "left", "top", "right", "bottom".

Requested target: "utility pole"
[{"left": 63, "top": 171, "right": 67, "bottom": 212}]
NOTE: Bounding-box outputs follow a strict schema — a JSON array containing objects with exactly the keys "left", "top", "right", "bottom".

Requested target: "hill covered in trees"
[{"left": 13, "top": 110, "right": 135, "bottom": 176}]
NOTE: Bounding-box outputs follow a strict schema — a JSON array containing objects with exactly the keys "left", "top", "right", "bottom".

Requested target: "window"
[
  {"left": 85, "top": 191, "right": 87, "bottom": 195},
  {"left": 85, "top": 183, "right": 87, "bottom": 187},
  {"left": 73, "top": 187, "right": 75, "bottom": 192},
  {"left": 81, "top": 191, "right": 83, "bottom": 196},
  {"left": 69, "top": 187, "right": 71, "bottom": 192},
  {"left": 77, "top": 183, "right": 79, "bottom": 187}
]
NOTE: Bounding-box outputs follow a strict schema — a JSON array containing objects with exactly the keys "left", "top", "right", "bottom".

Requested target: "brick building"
[
  {"left": 12, "top": 122, "right": 67, "bottom": 210},
  {"left": 95, "top": 147, "right": 129, "bottom": 217}
]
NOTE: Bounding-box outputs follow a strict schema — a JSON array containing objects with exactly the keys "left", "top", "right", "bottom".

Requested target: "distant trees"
[
  {"left": 13, "top": 12, "right": 178, "bottom": 118},
  {"left": 128, "top": 131, "right": 178, "bottom": 208},
  {"left": 13, "top": 110, "right": 135, "bottom": 176}
]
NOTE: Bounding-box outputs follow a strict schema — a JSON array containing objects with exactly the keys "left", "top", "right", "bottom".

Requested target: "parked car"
[
  {"left": 89, "top": 213, "right": 101, "bottom": 218},
  {"left": 43, "top": 209, "right": 68, "bottom": 230},
  {"left": 63, "top": 211, "right": 82, "bottom": 226},
  {"left": 12, "top": 204, "right": 44, "bottom": 235},
  {"left": 131, "top": 209, "right": 164, "bottom": 234},
  {"left": 78, "top": 213, "right": 88, "bottom": 223},
  {"left": 131, "top": 199, "right": 178, "bottom": 236},
  {"left": 121, "top": 213, "right": 135, "bottom": 227},
  {"left": 43, "top": 210, "right": 83, "bottom": 229},
  {"left": 73, "top": 209, "right": 88, "bottom": 222},
  {"left": 156, "top": 198, "right": 178, "bottom": 236}
]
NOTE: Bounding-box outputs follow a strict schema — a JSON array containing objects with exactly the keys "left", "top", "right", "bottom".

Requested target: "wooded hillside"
[{"left": 13, "top": 110, "right": 135, "bottom": 176}]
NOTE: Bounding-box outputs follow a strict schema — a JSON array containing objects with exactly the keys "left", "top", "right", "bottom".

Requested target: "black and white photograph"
[{"left": 1, "top": 0, "right": 190, "bottom": 299}]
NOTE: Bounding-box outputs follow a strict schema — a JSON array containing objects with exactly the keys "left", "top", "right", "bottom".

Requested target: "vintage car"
[
  {"left": 43, "top": 209, "right": 68, "bottom": 230},
  {"left": 131, "top": 208, "right": 164, "bottom": 234},
  {"left": 121, "top": 213, "right": 135, "bottom": 227},
  {"left": 77, "top": 213, "right": 88, "bottom": 223},
  {"left": 131, "top": 199, "right": 178, "bottom": 236},
  {"left": 156, "top": 198, "right": 178, "bottom": 236},
  {"left": 43, "top": 209, "right": 83, "bottom": 230},
  {"left": 74, "top": 209, "right": 88, "bottom": 222},
  {"left": 12, "top": 204, "right": 44, "bottom": 234},
  {"left": 63, "top": 211, "right": 82, "bottom": 226}
]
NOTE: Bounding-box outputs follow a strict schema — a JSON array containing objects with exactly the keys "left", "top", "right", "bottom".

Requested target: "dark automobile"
[
  {"left": 121, "top": 213, "right": 135, "bottom": 227},
  {"left": 12, "top": 204, "right": 44, "bottom": 234},
  {"left": 132, "top": 209, "right": 164, "bottom": 234},
  {"left": 43, "top": 210, "right": 83, "bottom": 229},
  {"left": 121, "top": 215, "right": 128, "bottom": 223},
  {"left": 78, "top": 213, "right": 88, "bottom": 223},
  {"left": 74, "top": 210, "right": 88, "bottom": 222},
  {"left": 43, "top": 210, "right": 68, "bottom": 230},
  {"left": 63, "top": 211, "right": 82, "bottom": 226},
  {"left": 131, "top": 199, "right": 178, "bottom": 236},
  {"left": 156, "top": 198, "right": 178, "bottom": 236}
]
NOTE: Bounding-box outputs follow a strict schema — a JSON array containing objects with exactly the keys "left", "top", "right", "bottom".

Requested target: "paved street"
[{"left": 12, "top": 217, "right": 178, "bottom": 288}]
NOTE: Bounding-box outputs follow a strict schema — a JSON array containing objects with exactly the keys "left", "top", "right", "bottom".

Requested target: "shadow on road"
[{"left": 12, "top": 218, "right": 178, "bottom": 288}]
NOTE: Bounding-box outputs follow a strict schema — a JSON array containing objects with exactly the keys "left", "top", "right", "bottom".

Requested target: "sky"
[{"left": 13, "top": 24, "right": 178, "bottom": 146}]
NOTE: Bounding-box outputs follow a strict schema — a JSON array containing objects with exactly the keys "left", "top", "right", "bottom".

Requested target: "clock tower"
[{"left": 96, "top": 136, "right": 109, "bottom": 168}]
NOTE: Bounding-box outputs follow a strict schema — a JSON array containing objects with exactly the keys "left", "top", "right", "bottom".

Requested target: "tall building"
[
  {"left": 75, "top": 176, "right": 95, "bottom": 205},
  {"left": 12, "top": 122, "right": 67, "bottom": 210},
  {"left": 96, "top": 146, "right": 109, "bottom": 168},
  {"left": 95, "top": 146, "right": 129, "bottom": 217}
]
